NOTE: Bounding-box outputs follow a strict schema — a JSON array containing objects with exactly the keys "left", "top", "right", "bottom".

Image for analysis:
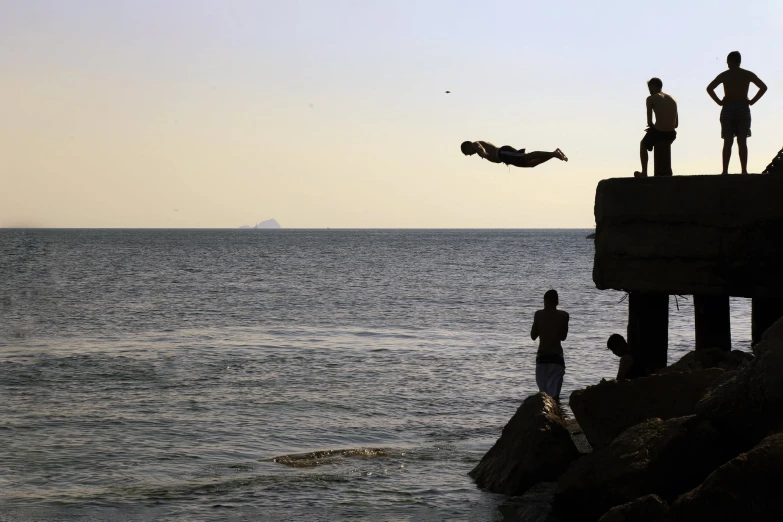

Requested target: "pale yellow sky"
[{"left": 2, "top": 1, "right": 782, "bottom": 228}]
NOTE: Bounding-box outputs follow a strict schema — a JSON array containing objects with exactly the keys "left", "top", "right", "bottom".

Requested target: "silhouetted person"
[
  {"left": 634, "top": 78, "right": 678, "bottom": 177},
  {"left": 530, "top": 290, "right": 569, "bottom": 399},
  {"left": 607, "top": 334, "right": 647, "bottom": 380},
  {"left": 461, "top": 141, "right": 567, "bottom": 168},
  {"left": 706, "top": 51, "right": 768, "bottom": 175}
]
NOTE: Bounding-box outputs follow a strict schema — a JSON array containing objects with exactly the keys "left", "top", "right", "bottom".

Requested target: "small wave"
[{"left": 268, "top": 448, "right": 389, "bottom": 468}]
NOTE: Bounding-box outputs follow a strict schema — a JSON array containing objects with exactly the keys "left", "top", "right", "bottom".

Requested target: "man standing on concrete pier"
[
  {"left": 634, "top": 78, "right": 678, "bottom": 177},
  {"left": 707, "top": 51, "right": 768, "bottom": 175}
]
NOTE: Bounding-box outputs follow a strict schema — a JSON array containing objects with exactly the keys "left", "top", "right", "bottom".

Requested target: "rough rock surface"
[
  {"left": 569, "top": 369, "right": 724, "bottom": 449},
  {"left": 469, "top": 393, "right": 579, "bottom": 496},
  {"left": 696, "top": 316, "right": 783, "bottom": 446},
  {"left": 498, "top": 482, "right": 561, "bottom": 522},
  {"left": 667, "top": 433, "right": 783, "bottom": 522},
  {"left": 655, "top": 348, "right": 752, "bottom": 374},
  {"left": 554, "top": 415, "right": 737, "bottom": 522},
  {"left": 596, "top": 494, "right": 668, "bottom": 522},
  {"left": 564, "top": 418, "right": 592, "bottom": 454}
]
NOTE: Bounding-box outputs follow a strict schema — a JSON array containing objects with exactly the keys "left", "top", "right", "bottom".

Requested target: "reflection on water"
[{"left": 0, "top": 229, "right": 751, "bottom": 520}]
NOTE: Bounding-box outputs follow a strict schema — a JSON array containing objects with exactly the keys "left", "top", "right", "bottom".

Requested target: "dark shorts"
[
  {"left": 641, "top": 128, "right": 677, "bottom": 151},
  {"left": 720, "top": 102, "right": 751, "bottom": 139},
  {"left": 497, "top": 145, "right": 527, "bottom": 166}
]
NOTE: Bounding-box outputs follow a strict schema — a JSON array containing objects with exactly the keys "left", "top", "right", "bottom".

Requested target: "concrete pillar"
[
  {"left": 628, "top": 292, "right": 669, "bottom": 371},
  {"left": 752, "top": 297, "right": 783, "bottom": 345},
  {"left": 653, "top": 142, "right": 673, "bottom": 176},
  {"left": 694, "top": 295, "right": 731, "bottom": 351}
]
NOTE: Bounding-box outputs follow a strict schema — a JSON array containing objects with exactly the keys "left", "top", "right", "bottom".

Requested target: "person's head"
[
  {"left": 461, "top": 141, "right": 477, "bottom": 156},
  {"left": 727, "top": 51, "right": 741, "bottom": 69},
  {"left": 607, "top": 333, "right": 628, "bottom": 356},
  {"left": 543, "top": 289, "right": 559, "bottom": 308},
  {"left": 647, "top": 77, "right": 663, "bottom": 95}
]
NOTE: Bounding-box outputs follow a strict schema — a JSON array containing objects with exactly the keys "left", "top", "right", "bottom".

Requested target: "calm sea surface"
[{"left": 0, "top": 229, "right": 752, "bottom": 521}]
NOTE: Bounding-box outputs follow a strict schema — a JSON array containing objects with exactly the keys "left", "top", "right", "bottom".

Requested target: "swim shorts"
[
  {"left": 720, "top": 101, "right": 751, "bottom": 139},
  {"left": 498, "top": 146, "right": 527, "bottom": 166},
  {"left": 641, "top": 128, "right": 677, "bottom": 152}
]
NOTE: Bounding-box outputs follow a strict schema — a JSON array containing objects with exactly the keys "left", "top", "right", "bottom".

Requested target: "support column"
[
  {"left": 653, "top": 142, "right": 672, "bottom": 176},
  {"left": 752, "top": 297, "right": 783, "bottom": 345},
  {"left": 627, "top": 292, "right": 669, "bottom": 372},
  {"left": 694, "top": 295, "right": 731, "bottom": 351}
]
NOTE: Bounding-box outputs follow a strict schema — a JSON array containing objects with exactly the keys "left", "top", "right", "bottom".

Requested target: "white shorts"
[{"left": 536, "top": 363, "right": 565, "bottom": 399}]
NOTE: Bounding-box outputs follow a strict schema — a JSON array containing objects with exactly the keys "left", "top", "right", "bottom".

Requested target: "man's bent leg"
[
  {"left": 722, "top": 138, "right": 733, "bottom": 175},
  {"left": 738, "top": 136, "right": 749, "bottom": 174},
  {"left": 640, "top": 140, "right": 649, "bottom": 176}
]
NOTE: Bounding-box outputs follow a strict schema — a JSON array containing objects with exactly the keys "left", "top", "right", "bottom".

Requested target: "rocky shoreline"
[{"left": 472, "top": 318, "right": 783, "bottom": 521}]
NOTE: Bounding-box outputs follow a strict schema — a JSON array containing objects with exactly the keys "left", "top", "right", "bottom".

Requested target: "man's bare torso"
[
  {"left": 647, "top": 93, "right": 678, "bottom": 132},
  {"left": 532, "top": 309, "right": 569, "bottom": 355},
  {"left": 476, "top": 141, "right": 500, "bottom": 163},
  {"left": 716, "top": 68, "right": 757, "bottom": 103}
]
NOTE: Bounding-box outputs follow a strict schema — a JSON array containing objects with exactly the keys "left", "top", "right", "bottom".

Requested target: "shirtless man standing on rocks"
[
  {"left": 634, "top": 77, "right": 678, "bottom": 177},
  {"left": 706, "top": 51, "right": 768, "bottom": 175},
  {"left": 530, "top": 290, "right": 569, "bottom": 400}
]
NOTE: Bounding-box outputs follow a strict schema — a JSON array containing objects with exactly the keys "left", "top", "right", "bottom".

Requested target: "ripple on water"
[{"left": 0, "top": 229, "right": 753, "bottom": 520}]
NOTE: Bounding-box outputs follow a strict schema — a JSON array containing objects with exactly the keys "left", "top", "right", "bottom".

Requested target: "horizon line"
[{"left": 0, "top": 226, "right": 596, "bottom": 231}]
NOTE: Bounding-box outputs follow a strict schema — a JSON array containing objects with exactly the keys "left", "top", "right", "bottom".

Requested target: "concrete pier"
[
  {"left": 694, "top": 295, "right": 731, "bottom": 351},
  {"left": 594, "top": 174, "right": 783, "bottom": 363},
  {"left": 752, "top": 297, "right": 783, "bottom": 346},
  {"left": 652, "top": 142, "right": 672, "bottom": 177},
  {"left": 627, "top": 292, "right": 669, "bottom": 371}
]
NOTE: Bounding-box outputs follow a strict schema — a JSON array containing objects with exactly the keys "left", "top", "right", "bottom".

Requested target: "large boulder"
[
  {"left": 569, "top": 369, "right": 724, "bottom": 449},
  {"left": 498, "top": 482, "right": 561, "bottom": 522},
  {"left": 596, "top": 494, "right": 668, "bottom": 522},
  {"left": 656, "top": 348, "right": 752, "bottom": 374},
  {"left": 667, "top": 432, "right": 783, "bottom": 521},
  {"left": 469, "top": 393, "right": 579, "bottom": 496},
  {"left": 696, "top": 316, "right": 783, "bottom": 447},
  {"left": 554, "top": 415, "right": 738, "bottom": 522}
]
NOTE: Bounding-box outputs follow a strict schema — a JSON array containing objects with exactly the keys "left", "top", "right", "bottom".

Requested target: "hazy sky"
[{"left": 2, "top": 0, "right": 782, "bottom": 228}]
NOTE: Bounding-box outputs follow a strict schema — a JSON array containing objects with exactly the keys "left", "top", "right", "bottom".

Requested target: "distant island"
[{"left": 240, "top": 219, "right": 281, "bottom": 229}]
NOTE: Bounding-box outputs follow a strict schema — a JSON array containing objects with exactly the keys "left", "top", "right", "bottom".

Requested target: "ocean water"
[{"left": 0, "top": 229, "right": 752, "bottom": 521}]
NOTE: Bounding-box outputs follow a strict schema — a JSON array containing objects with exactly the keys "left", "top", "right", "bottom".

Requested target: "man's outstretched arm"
[
  {"left": 749, "top": 74, "right": 768, "bottom": 106},
  {"left": 706, "top": 74, "right": 724, "bottom": 106}
]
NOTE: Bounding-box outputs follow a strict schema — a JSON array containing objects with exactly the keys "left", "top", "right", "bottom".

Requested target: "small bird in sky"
[
  {"left": 174, "top": 209, "right": 178, "bottom": 212},
  {"left": 445, "top": 90, "right": 451, "bottom": 94}
]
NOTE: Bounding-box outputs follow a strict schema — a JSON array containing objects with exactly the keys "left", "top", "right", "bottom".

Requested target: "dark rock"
[
  {"left": 499, "top": 482, "right": 561, "bottom": 522},
  {"left": 656, "top": 348, "right": 752, "bottom": 374},
  {"left": 555, "top": 415, "right": 738, "bottom": 522},
  {"left": 470, "top": 393, "right": 579, "bottom": 496},
  {"left": 564, "top": 418, "right": 592, "bottom": 454},
  {"left": 696, "top": 317, "right": 783, "bottom": 447},
  {"left": 586, "top": 232, "right": 596, "bottom": 239},
  {"left": 569, "top": 369, "right": 724, "bottom": 449},
  {"left": 667, "top": 432, "right": 783, "bottom": 522},
  {"left": 597, "top": 494, "right": 668, "bottom": 522}
]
